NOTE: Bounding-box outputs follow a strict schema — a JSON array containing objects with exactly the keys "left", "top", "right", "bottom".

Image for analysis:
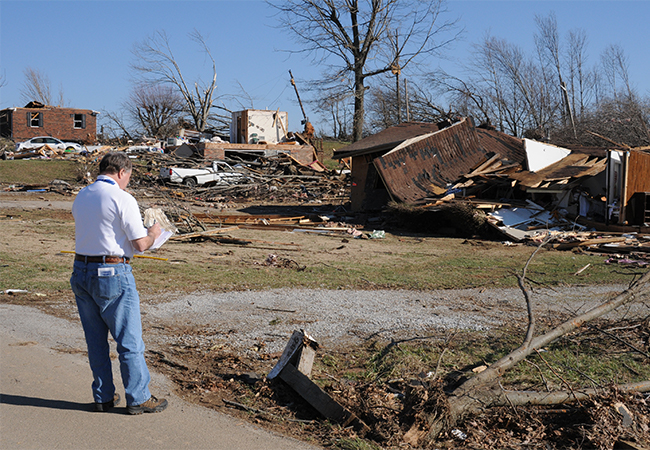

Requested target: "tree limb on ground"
[{"left": 416, "top": 270, "right": 650, "bottom": 445}]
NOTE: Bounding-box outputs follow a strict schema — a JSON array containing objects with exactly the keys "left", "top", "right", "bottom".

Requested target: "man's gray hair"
[{"left": 99, "top": 152, "right": 132, "bottom": 175}]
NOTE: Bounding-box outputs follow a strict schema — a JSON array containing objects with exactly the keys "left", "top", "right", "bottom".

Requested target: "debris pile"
[{"left": 154, "top": 153, "right": 349, "bottom": 206}]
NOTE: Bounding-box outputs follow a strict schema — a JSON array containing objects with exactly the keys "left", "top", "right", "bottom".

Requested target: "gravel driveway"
[{"left": 141, "top": 284, "right": 641, "bottom": 355}]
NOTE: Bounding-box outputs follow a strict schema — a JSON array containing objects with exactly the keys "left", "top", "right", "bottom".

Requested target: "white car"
[
  {"left": 160, "top": 161, "right": 249, "bottom": 187},
  {"left": 16, "top": 136, "right": 85, "bottom": 153}
]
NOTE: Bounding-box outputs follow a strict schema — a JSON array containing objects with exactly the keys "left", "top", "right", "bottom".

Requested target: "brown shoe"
[
  {"left": 94, "top": 393, "right": 120, "bottom": 412},
  {"left": 127, "top": 395, "right": 168, "bottom": 415}
]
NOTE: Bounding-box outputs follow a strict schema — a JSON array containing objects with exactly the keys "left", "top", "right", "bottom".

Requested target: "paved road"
[{"left": 0, "top": 303, "right": 320, "bottom": 450}]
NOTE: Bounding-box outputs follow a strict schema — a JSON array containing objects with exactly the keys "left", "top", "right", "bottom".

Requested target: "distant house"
[
  {"left": 230, "top": 109, "right": 289, "bottom": 145},
  {"left": 0, "top": 101, "right": 98, "bottom": 144}
]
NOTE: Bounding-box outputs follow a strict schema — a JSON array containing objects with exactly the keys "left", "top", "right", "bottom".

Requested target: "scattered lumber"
[{"left": 171, "top": 226, "right": 240, "bottom": 241}]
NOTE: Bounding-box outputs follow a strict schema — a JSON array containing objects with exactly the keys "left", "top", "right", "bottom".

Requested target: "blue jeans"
[{"left": 70, "top": 261, "right": 151, "bottom": 406}]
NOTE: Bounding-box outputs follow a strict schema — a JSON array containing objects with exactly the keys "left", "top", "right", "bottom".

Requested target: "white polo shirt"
[{"left": 72, "top": 175, "right": 148, "bottom": 259}]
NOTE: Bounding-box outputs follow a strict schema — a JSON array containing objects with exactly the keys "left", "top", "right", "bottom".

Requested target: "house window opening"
[
  {"left": 73, "top": 114, "right": 86, "bottom": 129},
  {"left": 29, "top": 112, "right": 43, "bottom": 128}
]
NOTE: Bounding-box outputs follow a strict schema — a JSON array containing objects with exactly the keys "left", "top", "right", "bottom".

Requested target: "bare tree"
[
  {"left": 583, "top": 95, "right": 650, "bottom": 147},
  {"left": 407, "top": 81, "right": 456, "bottom": 123},
  {"left": 565, "top": 28, "right": 594, "bottom": 120},
  {"left": 535, "top": 12, "right": 571, "bottom": 128},
  {"left": 131, "top": 30, "right": 218, "bottom": 132},
  {"left": 312, "top": 84, "right": 353, "bottom": 139},
  {"left": 601, "top": 43, "right": 632, "bottom": 101},
  {"left": 454, "top": 36, "right": 554, "bottom": 137},
  {"left": 364, "top": 76, "right": 451, "bottom": 131},
  {"left": 366, "top": 76, "right": 402, "bottom": 132},
  {"left": 430, "top": 10, "right": 647, "bottom": 147},
  {"left": 101, "top": 110, "right": 136, "bottom": 143},
  {"left": 20, "top": 67, "right": 66, "bottom": 106},
  {"left": 271, "top": 0, "right": 459, "bottom": 142},
  {"left": 125, "top": 84, "right": 184, "bottom": 138},
  {"left": 595, "top": 44, "right": 650, "bottom": 144}
]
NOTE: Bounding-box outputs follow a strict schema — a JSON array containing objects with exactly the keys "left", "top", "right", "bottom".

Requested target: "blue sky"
[{"left": 1, "top": 0, "right": 648, "bottom": 135}]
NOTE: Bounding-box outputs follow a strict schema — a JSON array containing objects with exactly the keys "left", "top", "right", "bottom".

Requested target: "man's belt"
[{"left": 75, "top": 254, "right": 130, "bottom": 264}]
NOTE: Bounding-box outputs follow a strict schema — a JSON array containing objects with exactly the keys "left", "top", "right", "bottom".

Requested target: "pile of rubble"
[
  {"left": 144, "top": 153, "right": 349, "bottom": 207},
  {"left": 1, "top": 145, "right": 351, "bottom": 208},
  {"left": 2, "top": 145, "right": 82, "bottom": 160}
]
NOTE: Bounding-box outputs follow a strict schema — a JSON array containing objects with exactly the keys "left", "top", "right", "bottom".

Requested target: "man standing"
[{"left": 70, "top": 152, "right": 168, "bottom": 414}]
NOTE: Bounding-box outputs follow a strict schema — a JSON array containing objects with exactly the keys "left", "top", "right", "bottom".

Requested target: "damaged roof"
[
  {"left": 334, "top": 121, "right": 441, "bottom": 158},
  {"left": 373, "top": 118, "right": 492, "bottom": 202},
  {"left": 474, "top": 126, "right": 525, "bottom": 165}
]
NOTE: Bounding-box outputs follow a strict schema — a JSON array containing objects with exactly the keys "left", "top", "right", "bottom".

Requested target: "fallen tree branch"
[
  {"left": 418, "top": 269, "right": 650, "bottom": 445},
  {"left": 454, "top": 270, "right": 650, "bottom": 398},
  {"left": 534, "top": 348, "right": 582, "bottom": 407},
  {"left": 587, "top": 323, "right": 650, "bottom": 359},
  {"left": 501, "top": 380, "right": 650, "bottom": 406}
]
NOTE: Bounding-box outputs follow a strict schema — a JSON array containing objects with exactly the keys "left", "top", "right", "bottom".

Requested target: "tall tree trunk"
[{"left": 353, "top": 74, "right": 366, "bottom": 142}]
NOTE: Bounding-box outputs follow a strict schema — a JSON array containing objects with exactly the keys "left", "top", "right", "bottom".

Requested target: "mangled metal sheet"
[
  {"left": 372, "top": 118, "right": 488, "bottom": 203},
  {"left": 487, "top": 201, "right": 582, "bottom": 241},
  {"left": 524, "top": 139, "right": 571, "bottom": 172}
]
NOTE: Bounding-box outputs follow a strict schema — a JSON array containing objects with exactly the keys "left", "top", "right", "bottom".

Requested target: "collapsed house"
[
  {"left": 334, "top": 117, "right": 650, "bottom": 234},
  {"left": 0, "top": 101, "right": 98, "bottom": 144},
  {"left": 166, "top": 109, "right": 321, "bottom": 167},
  {"left": 333, "top": 118, "right": 524, "bottom": 211}
]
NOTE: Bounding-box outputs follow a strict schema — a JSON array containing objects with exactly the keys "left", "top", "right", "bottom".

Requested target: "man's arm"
[{"left": 132, "top": 222, "right": 162, "bottom": 253}]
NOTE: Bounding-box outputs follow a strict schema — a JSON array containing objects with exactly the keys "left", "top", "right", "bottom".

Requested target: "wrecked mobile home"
[
  {"left": 166, "top": 109, "right": 323, "bottom": 167},
  {"left": 334, "top": 117, "right": 650, "bottom": 238}
]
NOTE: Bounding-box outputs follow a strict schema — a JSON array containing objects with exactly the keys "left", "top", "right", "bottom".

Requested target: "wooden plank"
[
  {"left": 555, "top": 236, "right": 627, "bottom": 250},
  {"left": 171, "top": 226, "right": 239, "bottom": 240},
  {"left": 279, "top": 363, "right": 350, "bottom": 423},
  {"left": 296, "top": 345, "right": 316, "bottom": 377},
  {"left": 267, "top": 330, "right": 305, "bottom": 380},
  {"left": 467, "top": 153, "right": 501, "bottom": 176}
]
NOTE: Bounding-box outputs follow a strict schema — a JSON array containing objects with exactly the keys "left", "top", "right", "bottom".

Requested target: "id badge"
[{"left": 98, "top": 267, "right": 115, "bottom": 277}]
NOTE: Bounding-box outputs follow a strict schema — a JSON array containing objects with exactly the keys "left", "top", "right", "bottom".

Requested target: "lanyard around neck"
[{"left": 96, "top": 177, "right": 116, "bottom": 185}]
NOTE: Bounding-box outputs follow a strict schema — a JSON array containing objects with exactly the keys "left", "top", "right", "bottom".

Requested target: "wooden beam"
[
  {"left": 554, "top": 236, "right": 627, "bottom": 250},
  {"left": 279, "top": 363, "right": 350, "bottom": 422},
  {"left": 171, "top": 226, "right": 240, "bottom": 240}
]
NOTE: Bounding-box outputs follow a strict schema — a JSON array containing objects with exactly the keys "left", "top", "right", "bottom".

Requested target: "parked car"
[{"left": 16, "top": 136, "right": 85, "bottom": 153}]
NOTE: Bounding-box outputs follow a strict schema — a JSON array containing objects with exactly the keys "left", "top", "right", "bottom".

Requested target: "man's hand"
[{"left": 132, "top": 222, "right": 163, "bottom": 252}]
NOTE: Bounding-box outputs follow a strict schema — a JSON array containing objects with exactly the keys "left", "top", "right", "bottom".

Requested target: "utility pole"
[
  {"left": 404, "top": 78, "right": 410, "bottom": 122},
  {"left": 392, "top": 34, "right": 401, "bottom": 124},
  {"left": 289, "top": 70, "right": 308, "bottom": 124}
]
